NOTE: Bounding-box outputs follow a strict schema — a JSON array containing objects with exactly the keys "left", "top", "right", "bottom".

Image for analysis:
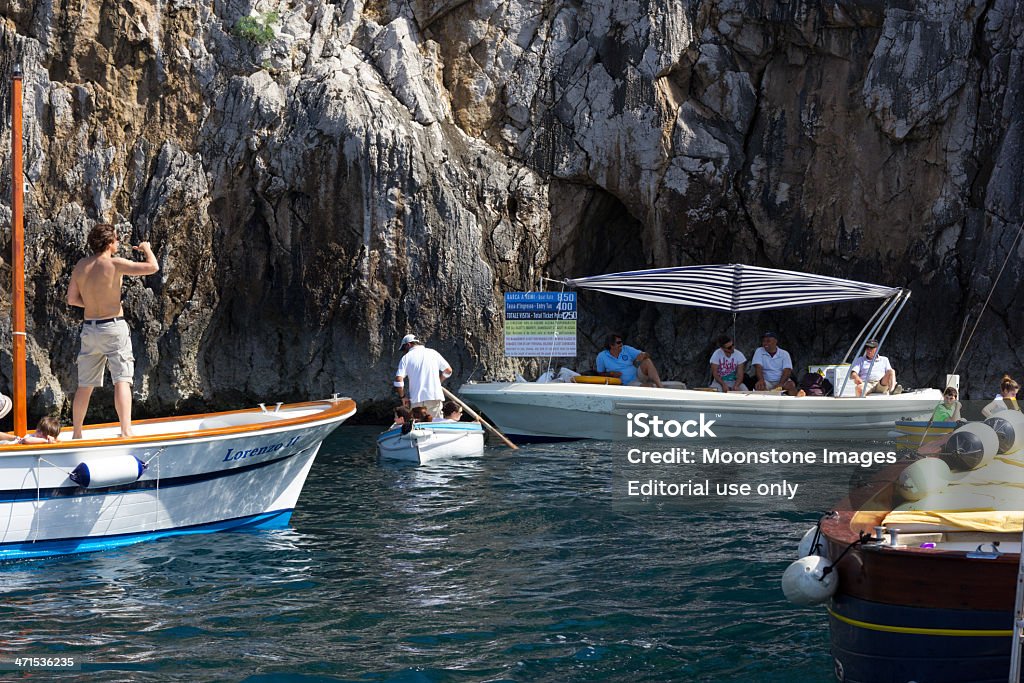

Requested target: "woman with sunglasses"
[
  {"left": 931, "top": 387, "right": 962, "bottom": 422},
  {"left": 709, "top": 335, "right": 747, "bottom": 392}
]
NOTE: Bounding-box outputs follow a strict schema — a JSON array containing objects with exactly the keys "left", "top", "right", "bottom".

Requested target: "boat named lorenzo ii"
[{"left": 0, "top": 399, "right": 356, "bottom": 560}]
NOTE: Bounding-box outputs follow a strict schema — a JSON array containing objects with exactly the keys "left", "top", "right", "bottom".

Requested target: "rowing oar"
[
  {"left": 915, "top": 416, "right": 937, "bottom": 452},
  {"left": 443, "top": 387, "right": 519, "bottom": 450}
]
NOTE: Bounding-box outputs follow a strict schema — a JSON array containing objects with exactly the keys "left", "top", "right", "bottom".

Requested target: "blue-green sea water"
[{"left": 0, "top": 427, "right": 836, "bottom": 682}]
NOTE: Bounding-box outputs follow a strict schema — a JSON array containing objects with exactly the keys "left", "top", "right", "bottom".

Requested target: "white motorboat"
[
  {"left": 461, "top": 264, "right": 941, "bottom": 441},
  {"left": 0, "top": 398, "right": 356, "bottom": 560},
  {"left": 460, "top": 382, "right": 939, "bottom": 441},
  {"left": 377, "top": 422, "right": 485, "bottom": 463},
  {"left": 0, "top": 71, "right": 358, "bottom": 560}
]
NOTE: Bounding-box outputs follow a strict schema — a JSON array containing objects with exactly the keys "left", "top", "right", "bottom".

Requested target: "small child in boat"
[
  {"left": 390, "top": 405, "right": 412, "bottom": 429},
  {"left": 0, "top": 415, "right": 61, "bottom": 445},
  {"left": 932, "top": 387, "right": 962, "bottom": 422}
]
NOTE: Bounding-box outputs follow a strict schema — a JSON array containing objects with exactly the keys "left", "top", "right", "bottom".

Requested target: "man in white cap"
[
  {"left": 849, "top": 339, "right": 899, "bottom": 396},
  {"left": 394, "top": 334, "right": 453, "bottom": 419}
]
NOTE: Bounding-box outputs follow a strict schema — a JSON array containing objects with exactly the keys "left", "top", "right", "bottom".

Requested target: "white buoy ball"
[
  {"left": 896, "top": 458, "right": 952, "bottom": 501},
  {"left": 782, "top": 555, "right": 838, "bottom": 606},
  {"left": 798, "top": 526, "right": 825, "bottom": 558}
]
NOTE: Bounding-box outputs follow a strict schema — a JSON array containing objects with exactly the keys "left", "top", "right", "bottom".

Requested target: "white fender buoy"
[
  {"left": 896, "top": 458, "right": 952, "bottom": 501},
  {"left": 782, "top": 555, "right": 838, "bottom": 606},
  {"left": 941, "top": 422, "right": 999, "bottom": 471},
  {"left": 984, "top": 411, "right": 1024, "bottom": 455},
  {"left": 798, "top": 526, "right": 824, "bottom": 558},
  {"left": 69, "top": 455, "right": 146, "bottom": 488}
]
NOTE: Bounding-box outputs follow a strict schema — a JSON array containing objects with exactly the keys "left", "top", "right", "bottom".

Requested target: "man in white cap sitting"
[
  {"left": 394, "top": 334, "right": 453, "bottom": 419},
  {"left": 849, "top": 339, "right": 900, "bottom": 396}
]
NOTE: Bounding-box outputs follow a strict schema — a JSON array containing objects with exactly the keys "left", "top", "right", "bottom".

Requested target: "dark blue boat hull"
[{"left": 829, "top": 593, "right": 1013, "bottom": 683}]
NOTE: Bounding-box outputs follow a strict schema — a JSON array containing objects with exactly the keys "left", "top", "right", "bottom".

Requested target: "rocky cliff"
[{"left": 0, "top": 0, "right": 1020, "bottom": 421}]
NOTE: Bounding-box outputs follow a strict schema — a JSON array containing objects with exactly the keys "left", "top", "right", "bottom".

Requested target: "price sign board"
[{"left": 504, "top": 292, "right": 577, "bottom": 357}]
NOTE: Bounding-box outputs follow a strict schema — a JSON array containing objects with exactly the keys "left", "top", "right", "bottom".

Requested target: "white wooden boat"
[
  {"left": 462, "top": 264, "right": 942, "bottom": 441},
  {"left": 0, "top": 70, "right": 357, "bottom": 560},
  {"left": 0, "top": 399, "right": 356, "bottom": 560},
  {"left": 377, "top": 422, "right": 485, "bottom": 463},
  {"left": 460, "top": 381, "right": 939, "bottom": 441}
]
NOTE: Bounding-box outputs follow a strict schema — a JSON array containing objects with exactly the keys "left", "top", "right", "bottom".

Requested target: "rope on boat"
[
  {"left": 801, "top": 511, "right": 839, "bottom": 572},
  {"left": 805, "top": 512, "right": 829, "bottom": 561},
  {"left": 823, "top": 536, "right": 864, "bottom": 581},
  {"left": 805, "top": 511, "right": 875, "bottom": 583},
  {"left": 37, "top": 456, "right": 75, "bottom": 478},
  {"left": 154, "top": 454, "right": 160, "bottom": 527},
  {"left": 821, "top": 533, "right": 870, "bottom": 581},
  {"left": 915, "top": 224, "right": 1024, "bottom": 447},
  {"left": 139, "top": 448, "right": 166, "bottom": 527},
  {"left": 951, "top": 220, "right": 1024, "bottom": 376},
  {"left": 33, "top": 457, "right": 41, "bottom": 543},
  {"left": 141, "top": 447, "right": 166, "bottom": 467}
]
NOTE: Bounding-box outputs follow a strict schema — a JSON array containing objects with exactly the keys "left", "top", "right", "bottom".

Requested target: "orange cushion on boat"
[{"left": 572, "top": 375, "right": 622, "bottom": 385}]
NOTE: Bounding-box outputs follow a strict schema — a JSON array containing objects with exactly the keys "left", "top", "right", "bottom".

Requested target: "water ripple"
[{"left": 0, "top": 427, "right": 832, "bottom": 681}]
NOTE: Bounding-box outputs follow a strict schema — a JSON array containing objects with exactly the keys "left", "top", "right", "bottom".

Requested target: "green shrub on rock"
[{"left": 233, "top": 12, "right": 279, "bottom": 46}]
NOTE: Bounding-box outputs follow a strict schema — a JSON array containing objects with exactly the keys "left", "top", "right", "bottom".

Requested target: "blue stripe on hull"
[
  {"left": 507, "top": 434, "right": 581, "bottom": 444},
  {"left": 0, "top": 509, "right": 294, "bottom": 561},
  {"left": 830, "top": 593, "right": 1012, "bottom": 683}
]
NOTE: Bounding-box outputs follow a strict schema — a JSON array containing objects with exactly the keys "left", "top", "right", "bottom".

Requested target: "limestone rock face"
[{"left": 0, "top": 0, "right": 1020, "bottom": 419}]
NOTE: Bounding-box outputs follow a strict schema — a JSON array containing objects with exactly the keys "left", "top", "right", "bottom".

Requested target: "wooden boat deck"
[{"left": 0, "top": 397, "right": 356, "bottom": 453}]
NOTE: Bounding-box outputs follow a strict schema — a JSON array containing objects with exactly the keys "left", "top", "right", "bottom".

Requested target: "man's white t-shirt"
[
  {"left": 396, "top": 345, "right": 451, "bottom": 403},
  {"left": 850, "top": 354, "right": 892, "bottom": 382}
]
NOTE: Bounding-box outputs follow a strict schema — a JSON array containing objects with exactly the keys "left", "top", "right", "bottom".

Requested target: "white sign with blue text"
[{"left": 504, "top": 292, "right": 577, "bottom": 357}]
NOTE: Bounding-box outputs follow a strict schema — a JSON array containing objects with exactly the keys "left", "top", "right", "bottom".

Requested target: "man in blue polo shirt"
[{"left": 596, "top": 333, "right": 668, "bottom": 387}]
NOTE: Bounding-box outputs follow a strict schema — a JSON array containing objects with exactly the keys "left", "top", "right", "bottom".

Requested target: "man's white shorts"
[{"left": 78, "top": 319, "right": 134, "bottom": 387}]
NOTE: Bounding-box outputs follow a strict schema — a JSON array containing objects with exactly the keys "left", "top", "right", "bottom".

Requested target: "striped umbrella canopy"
[{"left": 566, "top": 264, "right": 900, "bottom": 312}]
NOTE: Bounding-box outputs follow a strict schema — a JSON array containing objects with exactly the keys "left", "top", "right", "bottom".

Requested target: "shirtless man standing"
[{"left": 66, "top": 224, "right": 159, "bottom": 438}]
